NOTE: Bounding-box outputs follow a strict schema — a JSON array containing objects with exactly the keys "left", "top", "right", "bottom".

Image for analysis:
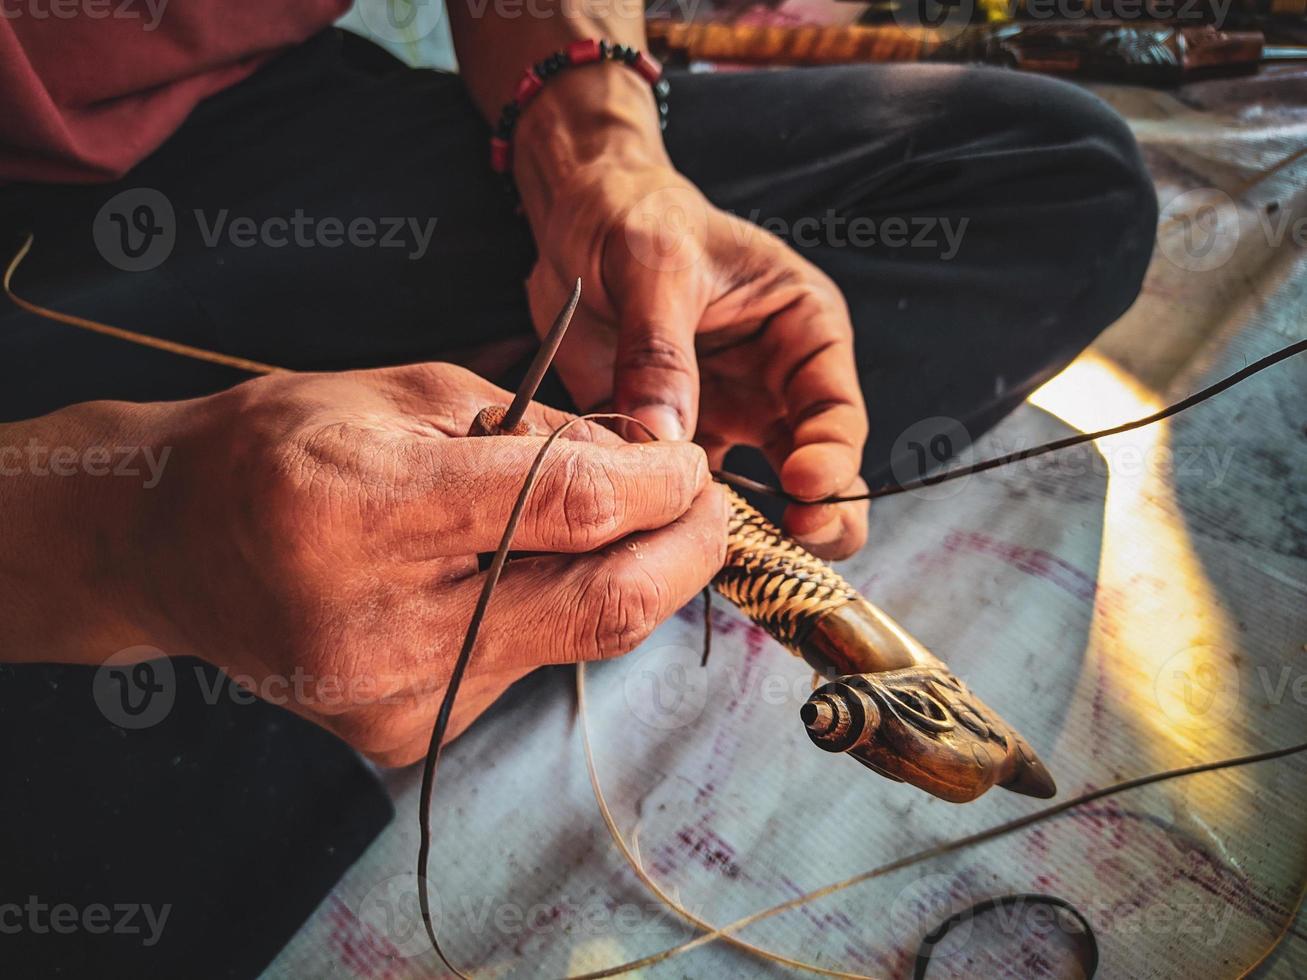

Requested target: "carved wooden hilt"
[
  {"left": 714, "top": 489, "right": 1056, "bottom": 803},
  {"left": 470, "top": 396, "right": 1055, "bottom": 804}
]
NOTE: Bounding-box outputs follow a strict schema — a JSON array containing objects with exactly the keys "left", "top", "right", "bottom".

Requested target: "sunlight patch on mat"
[{"left": 1029, "top": 351, "right": 1242, "bottom": 765}]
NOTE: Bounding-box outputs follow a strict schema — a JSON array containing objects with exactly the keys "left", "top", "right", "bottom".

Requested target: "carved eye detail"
[
  {"left": 882, "top": 685, "right": 954, "bottom": 732},
  {"left": 954, "top": 705, "right": 993, "bottom": 739}
]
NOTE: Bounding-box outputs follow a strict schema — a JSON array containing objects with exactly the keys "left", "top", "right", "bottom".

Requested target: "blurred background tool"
[{"left": 646, "top": 19, "right": 1307, "bottom": 82}]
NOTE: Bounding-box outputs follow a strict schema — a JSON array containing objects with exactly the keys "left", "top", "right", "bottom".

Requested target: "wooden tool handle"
[
  {"left": 715, "top": 490, "right": 1056, "bottom": 802},
  {"left": 463, "top": 405, "right": 1056, "bottom": 805}
]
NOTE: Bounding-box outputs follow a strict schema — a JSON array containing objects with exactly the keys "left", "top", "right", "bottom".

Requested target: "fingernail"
[{"left": 633, "top": 405, "right": 685, "bottom": 442}]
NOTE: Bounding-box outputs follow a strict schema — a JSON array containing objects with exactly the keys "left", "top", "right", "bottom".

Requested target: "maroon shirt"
[{"left": 0, "top": 0, "right": 349, "bottom": 183}]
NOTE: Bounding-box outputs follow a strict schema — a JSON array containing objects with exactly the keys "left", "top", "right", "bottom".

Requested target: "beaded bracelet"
[{"left": 489, "top": 39, "right": 671, "bottom": 180}]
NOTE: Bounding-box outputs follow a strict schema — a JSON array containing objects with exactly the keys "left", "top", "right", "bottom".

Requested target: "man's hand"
[
  {"left": 445, "top": 0, "right": 868, "bottom": 559},
  {"left": 524, "top": 158, "right": 870, "bottom": 560},
  {"left": 1, "top": 364, "right": 726, "bottom": 765}
]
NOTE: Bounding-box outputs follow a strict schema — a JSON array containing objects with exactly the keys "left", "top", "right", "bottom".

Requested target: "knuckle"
[
  {"left": 535, "top": 451, "right": 623, "bottom": 550},
  {"left": 378, "top": 361, "right": 487, "bottom": 422},
  {"left": 235, "top": 425, "right": 347, "bottom": 572},
  {"left": 804, "top": 262, "right": 839, "bottom": 295},
  {"left": 356, "top": 722, "right": 429, "bottom": 768},
  {"left": 266, "top": 423, "right": 369, "bottom": 544},
  {"left": 368, "top": 745, "right": 425, "bottom": 769},
  {"left": 332, "top": 702, "right": 423, "bottom": 759},
  {"left": 659, "top": 461, "right": 698, "bottom": 518},
  {"left": 269, "top": 421, "right": 359, "bottom": 506},
  {"left": 583, "top": 567, "right": 665, "bottom": 660},
  {"left": 773, "top": 260, "right": 850, "bottom": 329},
  {"left": 813, "top": 278, "right": 854, "bottom": 332},
  {"left": 620, "top": 333, "right": 694, "bottom": 377}
]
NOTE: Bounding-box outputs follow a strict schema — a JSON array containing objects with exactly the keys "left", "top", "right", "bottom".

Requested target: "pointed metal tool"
[{"left": 469, "top": 278, "right": 581, "bottom": 437}]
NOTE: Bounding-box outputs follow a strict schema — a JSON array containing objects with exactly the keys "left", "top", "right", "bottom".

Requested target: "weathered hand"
[
  {"left": 525, "top": 164, "right": 868, "bottom": 559},
  {"left": 120, "top": 363, "right": 725, "bottom": 764}
]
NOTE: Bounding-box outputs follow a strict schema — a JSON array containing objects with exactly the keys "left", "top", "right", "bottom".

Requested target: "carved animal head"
[{"left": 802, "top": 667, "right": 1057, "bottom": 803}]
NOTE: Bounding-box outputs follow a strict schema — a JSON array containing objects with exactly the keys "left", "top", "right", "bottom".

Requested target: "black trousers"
[{"left": 0, "top": 29, "right": 1156, "bottom": 978}]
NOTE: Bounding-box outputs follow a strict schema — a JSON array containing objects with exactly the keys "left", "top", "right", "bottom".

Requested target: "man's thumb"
[{"left": 612, "top": 298, "right": 700, "bottom": 443}]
